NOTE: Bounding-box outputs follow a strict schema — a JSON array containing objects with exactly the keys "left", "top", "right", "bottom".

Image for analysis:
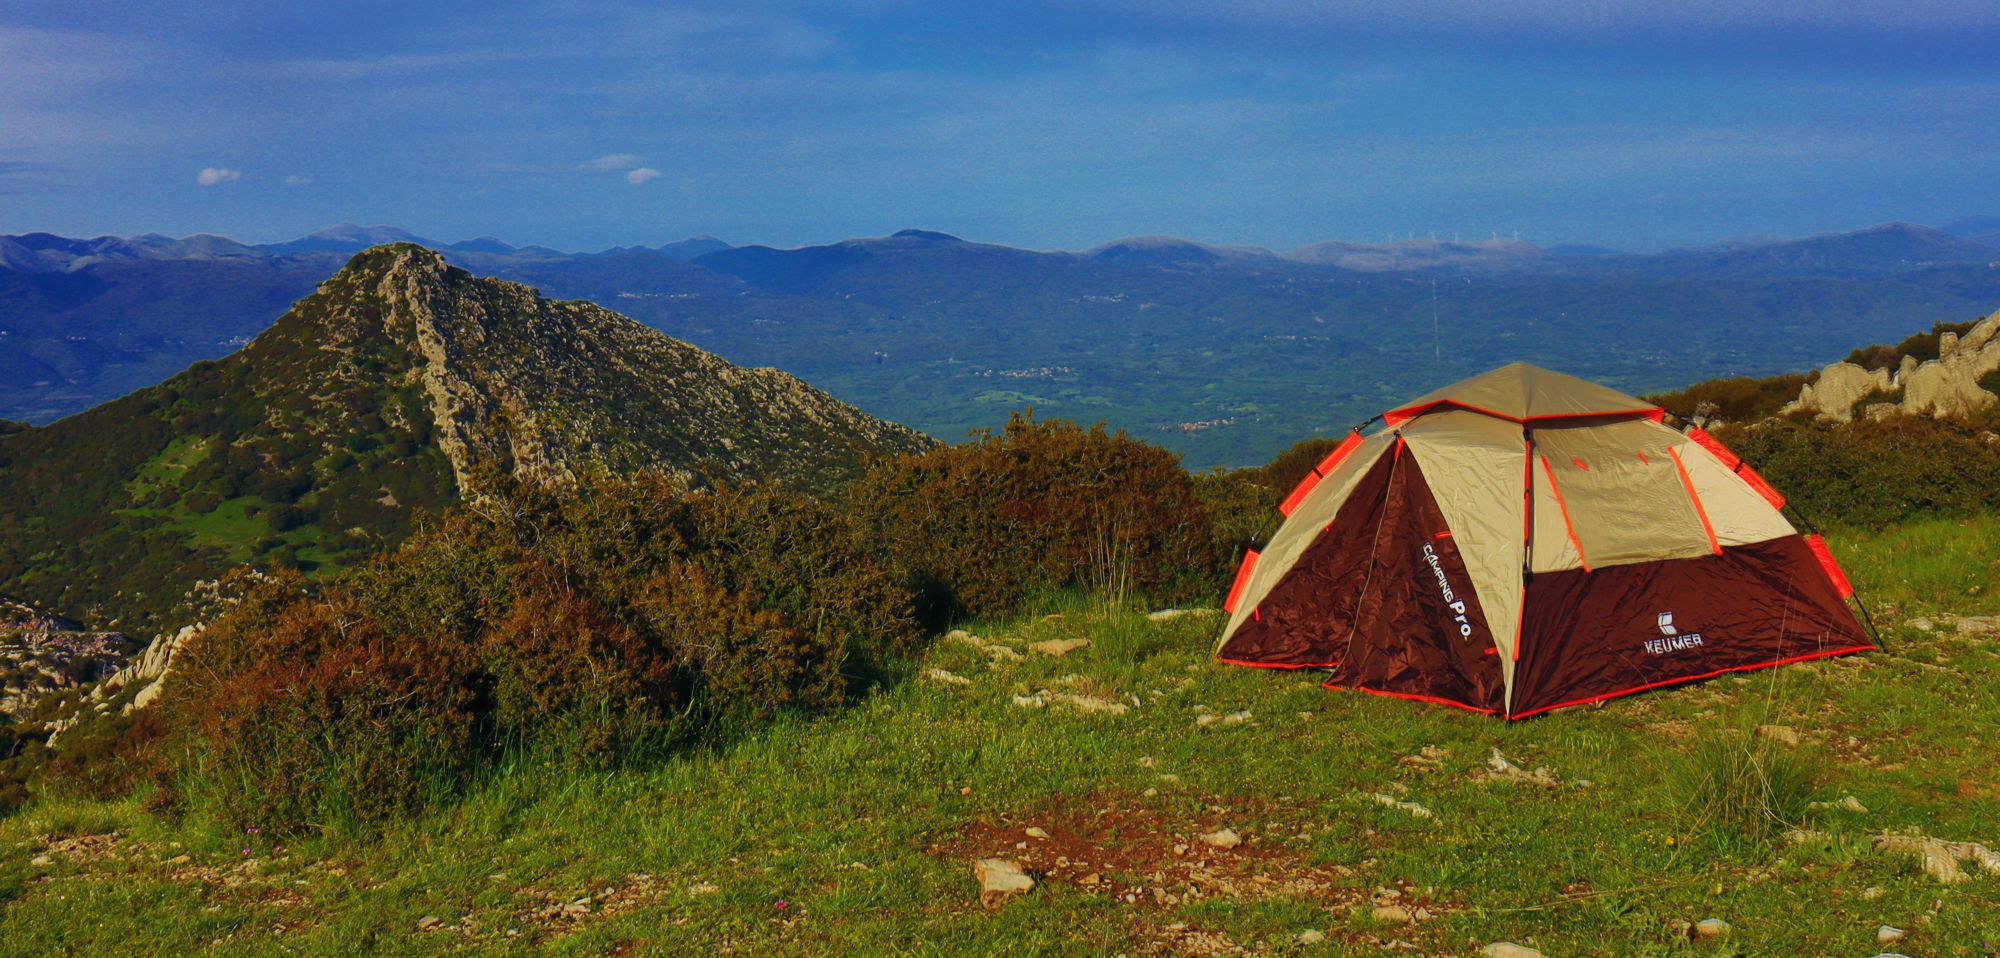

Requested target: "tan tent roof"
[{"left": 1384, "top": 362, "right": 1660, "bottom": 426}]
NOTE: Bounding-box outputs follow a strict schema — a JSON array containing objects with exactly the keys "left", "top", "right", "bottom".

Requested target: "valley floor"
[{"left": 3, "top": 516, "right": 1998, "bottom": 956}]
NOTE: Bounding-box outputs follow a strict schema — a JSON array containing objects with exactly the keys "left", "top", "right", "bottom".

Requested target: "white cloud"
[
  {"left": 197, "top": 167, "right": 243, "bottom": 186},
  {"left": 284, "top": 174, "right": 312, "bottom": 185},
  {"left": 583, "top": 153, "right": 644, "bottom": 171},
  {"left": 627, "top": 167, "right": 663, "bottom": 185}
]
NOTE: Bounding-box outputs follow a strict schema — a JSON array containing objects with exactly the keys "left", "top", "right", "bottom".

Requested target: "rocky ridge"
[{"left": 1792, "top": 310, "right": 2000, "bottom": 421}]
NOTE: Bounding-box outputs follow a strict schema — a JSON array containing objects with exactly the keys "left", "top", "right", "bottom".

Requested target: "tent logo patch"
[
  {"left": 1420, "top": 542, "right": 1474, "bottom": 639},
  {"left": 1645, "top": 611, "right": 1705, "bottom": 654}
]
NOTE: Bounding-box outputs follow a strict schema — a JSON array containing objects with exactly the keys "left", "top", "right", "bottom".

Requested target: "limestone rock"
[
  {"left": 973, "top": 859, "right": 1035, "bottom": 908},
  {"left": 1028, "top": 638, "right": 1089, "bottom": 657},
  {"left": 1200, "top": 828, "right": 1242, "bottom": 849},
  {"left": 1798, "top": 362, "right": 1892, "bottom": 422},
  {"left": 1695, "top": 917, "right": 1731, "bottom": 937},
  {"left": 1877, "top": 925, "right": 1905, "bottom": 945},
  {"left": 1481, "top": 943, "right": 1546, "bottom": 958}
]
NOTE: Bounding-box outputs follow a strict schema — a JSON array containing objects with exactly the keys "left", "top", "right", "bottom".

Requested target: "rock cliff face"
[{"left": 1791, "top": 310, "right": 2000, "bottom": 421}]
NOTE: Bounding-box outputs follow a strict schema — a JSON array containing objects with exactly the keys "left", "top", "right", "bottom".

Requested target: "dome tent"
[{"left": 1215, "top": 362, "right": 1872, "bottom": 719}]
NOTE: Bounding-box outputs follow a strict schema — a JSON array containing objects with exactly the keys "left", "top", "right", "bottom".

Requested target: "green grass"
[{"left": 4, "top": 521, "right": 1999, "bottom": 955}]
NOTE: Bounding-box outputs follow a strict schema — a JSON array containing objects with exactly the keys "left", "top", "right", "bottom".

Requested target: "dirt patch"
[{"left": 935, "top": 792, "right": 1453, "bottom": 954}]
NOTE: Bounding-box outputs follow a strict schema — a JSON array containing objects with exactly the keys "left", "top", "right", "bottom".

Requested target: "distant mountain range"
[
  {"left": 3, "top": 219, "right": 1998, "bottom": 466},
  {"left": 0, "top": 245, "right": 931, "bottom": 632}
]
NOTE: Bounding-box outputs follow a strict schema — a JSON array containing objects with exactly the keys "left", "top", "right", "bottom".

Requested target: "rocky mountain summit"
[
  {"left": 1791, "top": 310, "right": 2000, "bottom": 421},
  {"left": 281, "top": 244, "right": 935, "bottom": 490},
  {"left": 0, "top": 245, "right": 934, "bottom": 633}
]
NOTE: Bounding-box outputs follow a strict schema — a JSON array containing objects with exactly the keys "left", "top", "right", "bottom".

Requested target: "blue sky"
[{"left": 4, "top": 0, "right": 1998, "bottom": 252}]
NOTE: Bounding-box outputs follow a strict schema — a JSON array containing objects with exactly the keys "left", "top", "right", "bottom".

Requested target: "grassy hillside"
[{"left": 3, "top": 514, "right": 1994, "bottom": 956}]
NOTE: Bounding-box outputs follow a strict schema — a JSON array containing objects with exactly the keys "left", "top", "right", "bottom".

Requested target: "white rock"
[
  {"left": 1695, "top": 917, "right": 1731, "bottom": 937},
  {"left": 973, "top": 859, "right": 1035, "bottom": 908},
  {"left": 1025, "top": 827, "right": 1050, "bottom": 839},
  {"left": 1295, "top": 929, "right": 1326, "bottom": 944},
  {"left": 1028, "top": 638, "right": 1089, "bottom": 657},
  {"left": 1481, "top": 943, "right": 1546, "bottom": 958},
  {"left": 922, "top": 668, "right": 972, "bottom": 686},
  {"left": 1200, "top": 828, "right": 1242, "bottom": 849},
  {"left": 1371, "top": 904, "right": 1413, "bottom": 923},
  {"left": 1877, "top": 925, "right": 1905, "bottom": 945},
  {"left": 1909, "top": 616, "right": 1935, "bottom": 632}
]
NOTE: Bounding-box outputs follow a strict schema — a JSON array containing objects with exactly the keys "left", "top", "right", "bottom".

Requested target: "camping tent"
[{"left": 1215, "top": 362, "right": 1872, "bottom": 719}]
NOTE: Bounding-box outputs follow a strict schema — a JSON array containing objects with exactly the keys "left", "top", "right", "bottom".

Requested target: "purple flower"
[
  {"left": 241, "top": 848, "right": 252, "bottom": 856},
  {"left": 247, "top": 826, "right": 261, "bottom": 835}
]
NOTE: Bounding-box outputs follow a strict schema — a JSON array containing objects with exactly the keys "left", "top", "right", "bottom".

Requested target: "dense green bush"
[
  {"left": 152, "top": 479, "right": 920, "bottom": 833},
  {"left": 1645, "top": 374, "right": 1810, "bottom": 424},
  {"left": 1845, "top": 319, "right": 1980, "bottom": 369},
  {"left": 1720, "top": 413, "right": 2000, "bottom": 528},
  {"left": 847, "top": 412, "right": 1224, "bottom": 618}
]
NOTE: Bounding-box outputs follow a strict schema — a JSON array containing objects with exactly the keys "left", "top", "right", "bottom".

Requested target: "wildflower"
[
  {"left": 774, "top": 899, "right": 790, "bottom": 911},
  {"left": 247, "top": 826, "right": 261, "bottom": 835},
  {"left": 242, "top": 848, "right": 252, "bottom": 856}
]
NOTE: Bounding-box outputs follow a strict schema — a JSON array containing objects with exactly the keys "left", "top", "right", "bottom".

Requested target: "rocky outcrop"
[
  {"left": 1795, "top": 362, "right": 1891, "bottom": 422},
  {"left": 1792, "top": 310, "right": 2000, "bottom": 421},
  {"left": 0, "top": 598, "right": 137, "bottom": 720}
]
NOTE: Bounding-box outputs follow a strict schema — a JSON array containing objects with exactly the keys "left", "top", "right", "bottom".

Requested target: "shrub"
[
  {"left": 847, "top": 412, "right": 1223, "bottom": 618},
  {"left": 1719, "top": 413, "right": 2000, "bottom": 528},
  {"left": 1644, "top": 374, "right": 1809, "bottom": 424},
  {"left": 154, "top": 477, "right": 924, "bottom": 833},
  {"left": 1668, "top": 726, "right": 1820, "bottom": 845},
  {"left": 163, "top": 586, "right": 483, "bottom": 832},
  {"left": 479, "top": 565, "right": 680, "bottom": 765}
]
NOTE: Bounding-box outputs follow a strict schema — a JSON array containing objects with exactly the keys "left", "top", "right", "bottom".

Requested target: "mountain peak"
[{"left": 888, "top": 229, "right": 963, "bottom": 243}]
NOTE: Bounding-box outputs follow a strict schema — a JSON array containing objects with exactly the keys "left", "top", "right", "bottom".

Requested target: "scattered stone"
[
  {"left": 1200, "top": 828, "right": 1242, "bottom": 850},
  {"left": 973, "top": 859, "right": 1035, "bottom": 908},
  {"left": 1877, "top": 925, "right": 1906, "bottom": 945},
  {"left": 1011, "top": 693, "right": 1045, "bottom": 708},
  {"left": 1295, "top": 929, "right": 1326, "bottom": 944},
  {"left": 1146, "top": 608, "right": 1219, "bottom": 622},
  {"left": 949, "top": 631, "right": 1024, "bottom": 666},
  {"left": 1025, "top": 827, "right": 1050, "bottom": 840},
  {"left": 1369, "top": 792, "right": 1434, "bottom": 818},
  {"left": 1028, "top": 638, "right": 1089, "bottom": 657},
  {"left": 1908, "top": 617, "right": 1935, "bottom": 632},
  {"left": 1862, "top": 885, "right": 1886, "bottom": 900},
  {"left": 1221, "top": 710, "right": 1253, "bottom": 725},
  {"left": 1481, "top": 943, "right": 1546, "bottom": 958},
  {"left": 1371, "top": 904, "right": 1413, "bottom": 923},
  {"left": 689, "top": 882, "right": 719, "bottom": 895},
  {"left": 922, "top": 668, "right": 972, "bottom": 686},
  {"left": 1874, "top": 832, "right": 2000, "bottom": 884},
  {"left": 1136, "top": 756, "right": 1155, "bottom": 768},
  {"left": 29, "top": 855, "right": 51, "bottom": 867},
  {"left": 1195, "top": 713, "right": 1220, "bottom": 727},
  {"left": 416, "top": 916, "right": 442, "bottom": 932},
  {"left": 1808, "top": 795, "right": 1869, "bottom": 813},
  {"left": 1695, "top": 918, "right": 1731, "bottom": 938},
  {"left": 1756, "top": 724, "right": 1802, "bottom": 746},
  {"left": 1482, "top": 748, "right": 1558, "bottom": 786},
  {"left": 1050, "top": 691, "right": 1127, "bottom": 715}
]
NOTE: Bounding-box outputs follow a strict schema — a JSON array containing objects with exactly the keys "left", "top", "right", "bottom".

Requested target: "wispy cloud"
[
  {"left": 197, "top": 167, "right": 243, "bottom": 186},
  {"left": 583, "top": 153, "right": 644, "bottom": 172},
  {"left": 626, "top": 167, "right": 662, "bottom": 185},
  {"left": 284, "top": 174, "right": 312, "bottom": 185}
]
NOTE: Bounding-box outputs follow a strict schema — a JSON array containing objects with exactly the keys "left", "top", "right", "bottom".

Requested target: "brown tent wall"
[
  {"left": 1508, "top": 535, "right": 1873, "bottom": 718},
  {"left": 1327, "top": 449, "right": 1506, "bottom": 712}
]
